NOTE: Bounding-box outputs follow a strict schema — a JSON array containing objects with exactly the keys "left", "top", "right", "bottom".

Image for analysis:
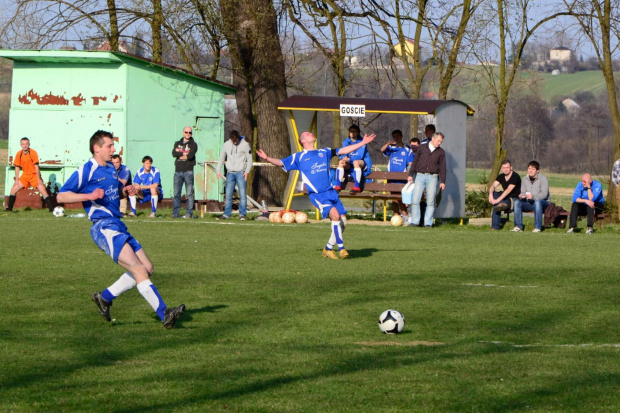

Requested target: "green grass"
[
  {"left": 2, "top": 210, "right": 620, "bottom": 411},
  {"left": 0, "top": 139, "right": 7, "bottom": 149}
]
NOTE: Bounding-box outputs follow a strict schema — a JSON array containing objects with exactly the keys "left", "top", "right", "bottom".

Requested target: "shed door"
[{"left": 194, "top": 117, "right": 222, "bottom": 201}]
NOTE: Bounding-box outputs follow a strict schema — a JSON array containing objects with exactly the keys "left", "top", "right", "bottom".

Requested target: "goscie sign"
[{"left": 340, "top": 104, "right": 366, "bottom": 117}]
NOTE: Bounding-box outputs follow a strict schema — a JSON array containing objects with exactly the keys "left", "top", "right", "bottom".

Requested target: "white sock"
[
  {"left": 354, "top": 168, "right": 362, "bottom": 187},
  {"left": 151, "top": 195, "right": 158, "bottom": 213},
  {"left": 107, "top": 272, "right": 136, "bottom": 297},
  {"left": 336, "top": 167, "right": 345, "bottom": 183},
  {"left": 137, "top": 279, "right": 166, "bottom": 321},
  {"left": 129, "top": 195, "right": 136, "bottom": 213}
]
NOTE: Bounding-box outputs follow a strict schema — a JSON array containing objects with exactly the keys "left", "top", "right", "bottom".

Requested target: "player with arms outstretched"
[
  {"left": 57, "top": 130, "right": 185, "bottom": 329},
  {"left": 256, "top": 131, "right": 375, "bottom": 259}
]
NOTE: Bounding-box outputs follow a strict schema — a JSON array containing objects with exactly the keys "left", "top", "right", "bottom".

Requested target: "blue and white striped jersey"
[
  {"left": 134, "top": 166, "right": 162, "bottom": 193},
  {"left": 59, "top": 159, "right": 123, "bottom": 221},
  {"left": 281, "top": 148, "right": 339, "bottom": 194},
  {"left": 383, "top": 145, "right": 414, "bottom": 173}
]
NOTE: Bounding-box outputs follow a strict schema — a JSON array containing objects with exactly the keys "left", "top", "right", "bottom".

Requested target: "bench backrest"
[{"left": 344, "top": 171, "right": 408, "bottom": 193}]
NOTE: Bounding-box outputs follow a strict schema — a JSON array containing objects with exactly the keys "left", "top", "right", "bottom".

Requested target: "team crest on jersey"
[
  {"left": 318, "top": 153, "right": 324, "bottom": 157},
  {"left": 401, "top": 151, "right": 406, "bottom": 156}
]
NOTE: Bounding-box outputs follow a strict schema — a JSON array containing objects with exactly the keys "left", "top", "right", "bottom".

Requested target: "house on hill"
[{"left": 550, "top": 47, "right": 574, "bottom": 63}]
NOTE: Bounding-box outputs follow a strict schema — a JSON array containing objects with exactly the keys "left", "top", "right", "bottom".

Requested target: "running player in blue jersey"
[
  {"left": 334, "top": 125, "right": 373, "bottom": 194},
  {"left": 256, "top": 131, "right": 376, "bottom": 259},
  {"left": 381, "top": 129, "right": 414, "bottom": 218},
  {"left": 57, "top": 130, "right": 185, "bottom": 329},
  {"left": 128, "top": 156, "right": 163, "bottom": 218}
]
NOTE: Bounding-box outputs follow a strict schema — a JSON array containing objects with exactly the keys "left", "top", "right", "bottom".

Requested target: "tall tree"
[
  {"left": 472, "top": 0, "right": 569, "bottom": 180},
  {"left": 220, "top": 0, "right": 290, "bottom": 205},
  {"left": 283, "top": 0, "right": 371, "bottom": 147},
  {"left": 563, "top": 0, "right": 620, "bottom": 206}
]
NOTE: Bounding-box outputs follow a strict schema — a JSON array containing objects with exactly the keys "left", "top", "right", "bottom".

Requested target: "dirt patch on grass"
[
  {"left": 0, "top": 148, "right": 7, "bottom": 162},
  {"left": 356, "top": 341, "right": 445, "bottom": 347}
]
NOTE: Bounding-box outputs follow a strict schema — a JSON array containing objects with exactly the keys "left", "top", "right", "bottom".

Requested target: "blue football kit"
[
  {"left": 281, "top": 148, "right": 347, "bottom": 219},
  {"left": 117, "top": 164, "right": 132, "bottom": 184},
  {"left": 384, "top": 145, "right": 414, "bottom": 173},
  {"left": 133, "top": 166, "right": 163, "bottom": 203},
  {"left": 60, "top": 159, "right": 142, "bottom": 263},
  {"left": 341, "top": 137, "right": 372, "bottom": 173}
]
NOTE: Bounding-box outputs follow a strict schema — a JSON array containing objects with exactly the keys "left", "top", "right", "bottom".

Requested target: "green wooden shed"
[{"left": 0, "top": 49, "right": 236, "bottom": 205}]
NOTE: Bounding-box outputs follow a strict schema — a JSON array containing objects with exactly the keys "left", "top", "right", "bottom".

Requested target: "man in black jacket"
[{"left": 171, "top": 126, "right": 198, "bottom": 218}]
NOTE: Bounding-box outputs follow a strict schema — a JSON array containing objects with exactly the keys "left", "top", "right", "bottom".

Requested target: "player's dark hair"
[
  {"left": 348, "top": 124, "right": 360, "bottom": 133},
  {"left": 392, "top": 129, "right": 403, "bottom": 137},
  {"left": 20, "top": 137, "right": 30, "bottom": 142},
  {"left": 230, "top": 130, "right": 240, "bottom": 140},
  {"left": 410, "top": 138, "right": 420, "bottom": 144},
  {"left": 142, "top": 155, "right": 153, "bottom": 163},
  {"left": 501, "top": 159, "right": 512, "bottom": 167},
  {"left": 425, "top": 124, "right": 436, "bottom": 132},
  {"left": 89, "top": 130, "right": 113, "bottom": 154},
  {"left": 111, "top": 154, "right": 122, "bottom": 161},
  {"left": 528, "top": 160, "right": 540, "bottom": 170}
]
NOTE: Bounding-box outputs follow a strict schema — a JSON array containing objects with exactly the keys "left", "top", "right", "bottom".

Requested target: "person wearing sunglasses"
[{"left": 171, "top": 126, "right": 198, "bottom": 218}]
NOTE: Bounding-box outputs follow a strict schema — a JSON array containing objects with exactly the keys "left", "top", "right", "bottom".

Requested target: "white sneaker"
[
  {"left": 532, "top": 228, "right": 541, "bottom": 233},
  {"left": 148, "top": 212, "right": 156, "bottom": 218},
  {"left": 510, "top": 227, "right": 522, "bottom": 232},
  {"left": 566, "top": 227, "right": 574, "bottom": 234},
  {"left": 586, "top": 227, "right": 594, "bottom": 234}
]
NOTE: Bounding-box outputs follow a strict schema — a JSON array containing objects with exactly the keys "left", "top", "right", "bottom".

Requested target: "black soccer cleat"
[
  {"left": 163, "top": 304, "right": 186, "bottom": 329},
  {"left": 92, "top": 292, "right": 112, "bottom": 322}
]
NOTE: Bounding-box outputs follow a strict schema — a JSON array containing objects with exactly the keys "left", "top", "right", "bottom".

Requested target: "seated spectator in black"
[
  {"left": 566, "top": 173, "right": 605, "bottom": 234},
  {"left": 488, "top": 159, "right": 521, "bottom": 230},
  {"left": 512, "top": 161, "right": 550, "bottom": 233}
]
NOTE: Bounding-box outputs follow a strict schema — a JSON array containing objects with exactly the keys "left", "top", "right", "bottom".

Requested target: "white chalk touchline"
[
  {"left": 463, "top": 283, "right": 539, "bottom": 288},
  {"left": 480, "top": 341, "right": 620, "bottom": 348}
]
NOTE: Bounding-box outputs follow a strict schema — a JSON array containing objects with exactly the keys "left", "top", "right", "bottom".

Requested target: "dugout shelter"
[
  {"left": 277, "top": 96, "right": 474, "bottom": 220},
  {"left": 0, "top": 49, "right": 236, "bottom": 208}
]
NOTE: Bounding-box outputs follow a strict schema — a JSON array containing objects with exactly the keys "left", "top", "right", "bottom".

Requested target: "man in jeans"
[
  {"left": 171, "top": 126, "right": 198, "bottom": 218},
  {"left": 512, "top": 161, "right": 550, "bottom": 233},
  {"left": 216, "top": 130, "right": 253, "bottom": 220},
  {"left": 567, "top": 173, "right": 605, "bottom": 234},
  {"left": 407, "top": 132, "right": 446, "bottom": 227},
  {"left": 488, "top": 159, "right": 521, "bottom": 230}
]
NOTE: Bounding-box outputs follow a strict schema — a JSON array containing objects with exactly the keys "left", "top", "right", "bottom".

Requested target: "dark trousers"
[{"left": 569, "top": 202, "right": 604, "bottom": 228}]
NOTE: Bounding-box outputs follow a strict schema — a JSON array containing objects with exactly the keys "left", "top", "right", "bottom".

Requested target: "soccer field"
[{"left": 2, "top": 211, "right": 620, "bottom": 412}]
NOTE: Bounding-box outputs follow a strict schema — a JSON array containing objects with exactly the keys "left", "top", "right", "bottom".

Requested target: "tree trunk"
[
  {"left": 221, "top": 0, "right": 289, "bottom": 206},
  {"left": 106, "top": 0, "right": 119, "bottom": 51},
  {"left": 151, "top": 0, "right": 163, "bottom": 63}
]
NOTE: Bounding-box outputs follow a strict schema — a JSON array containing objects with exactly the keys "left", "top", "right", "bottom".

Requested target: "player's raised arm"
[
  {"left": 256, "top": 149, "right": 284, "bottom": 167},
  {"left": 337, "top": 133, "right": 376, "bottom": 156}
]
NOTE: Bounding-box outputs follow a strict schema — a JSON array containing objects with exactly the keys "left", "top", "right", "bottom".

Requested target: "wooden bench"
[{"left": 305, "top": 171, "right": 410, "bottom": 221}]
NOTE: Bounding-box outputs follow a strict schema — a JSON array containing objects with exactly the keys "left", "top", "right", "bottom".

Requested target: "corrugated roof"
[{"left": 278, "top": 95, "right": 474, "bottom": 116}]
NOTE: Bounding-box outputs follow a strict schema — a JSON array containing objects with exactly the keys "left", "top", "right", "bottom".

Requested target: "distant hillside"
[{"left": 447, "top": 68, "right": 612, "bottom": 106}]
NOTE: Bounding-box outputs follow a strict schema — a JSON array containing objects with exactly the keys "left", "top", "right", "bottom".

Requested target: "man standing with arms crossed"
[
  {"left": 5, "top": 137, "right": 53, "bottom": 212},
  {"left": 172, "top": 126, "right": 198, "bottom": 218},
  {"left": 57, "top": 130, "right": 185, "bottom": 329}
]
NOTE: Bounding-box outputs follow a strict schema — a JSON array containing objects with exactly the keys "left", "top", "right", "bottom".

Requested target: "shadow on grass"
[
  {"left": 149, "top": 304, "right": 228, "bottom": 327},
  {"left": 347, "top": 248, "right": 378, "bottom": 258}
]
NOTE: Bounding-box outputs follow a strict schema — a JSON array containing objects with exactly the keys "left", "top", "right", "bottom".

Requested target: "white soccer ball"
[
  {"left": 269, "top": 212, "right": 277, "bottom": 222},
  {"left": 295, "top": 211, "right": 308, "bottom": 224},
  {"left": 390, "top": 215, "right": 403, "bottom": 227},
  {"left": 378, "top": 309, "right": 405, "bottom": 334},
  {"left": 53, "top": 206, "right": 65, "bottom": 217},
  {"left": 281, "top": 211, "right": 296, "bottom": 224}
]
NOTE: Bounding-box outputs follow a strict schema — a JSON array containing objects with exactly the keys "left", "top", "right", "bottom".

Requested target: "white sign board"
[{"left": 340, "top": 104, "right": 366, "bottom": 117}]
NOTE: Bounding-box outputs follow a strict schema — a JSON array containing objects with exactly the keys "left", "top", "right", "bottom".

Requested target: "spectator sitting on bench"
[
  {"left": 567, "top": 173, "right": 604, "bottom": 235},
  {"left": 381, "top": 129, "right": 414, "bottom": 219},
  {"left": 512, "top": 160, "right": 550, "bottom": 233},
  {"left": 488, "top": 159, "right": 521, "bottom": 230},
  {"left": 334, "top": 124, "right": 372, "bottom": 195}
]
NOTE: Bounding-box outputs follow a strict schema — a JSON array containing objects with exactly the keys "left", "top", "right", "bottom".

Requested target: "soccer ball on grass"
[
  {"left": 390, "top": 215, "right": 403, "bottom": 227},
  {"left": 378, "top": 309, "right": 405, "bottom": 334},
  {"left": 53, "top": 206, "right": 65, "bottom": 217}
]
